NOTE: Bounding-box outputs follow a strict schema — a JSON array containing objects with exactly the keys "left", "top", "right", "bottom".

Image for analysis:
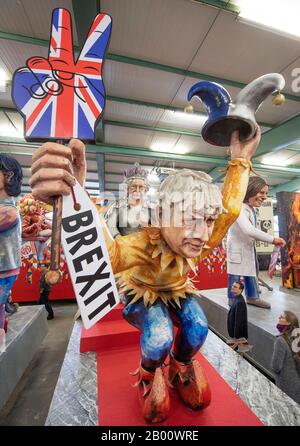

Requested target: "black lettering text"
[
  {"left": 66, "top": 227, "right": 98, "bottom": 255},
  {"left": 88, "top": 291, "right": 116, "bottom": 320},
  {"left": 62, "top": 210, "right": 93, "bottom": 233},
  {"left": 76, "top": 261, "right": 110, "bottom": 297},
  {"left": 84, "top": 281, "right": 112, "bottom": 305},
  {"left": 73, "top": 246, "right": 104, "bottom": 273}
]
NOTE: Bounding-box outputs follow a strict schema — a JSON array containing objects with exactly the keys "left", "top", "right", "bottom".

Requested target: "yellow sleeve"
[
  {"left": 201, "top": 158, "right": 251, "bottom": 259},
  {"left": 98, "top": 213, "right": 149, "bottom": 273}
]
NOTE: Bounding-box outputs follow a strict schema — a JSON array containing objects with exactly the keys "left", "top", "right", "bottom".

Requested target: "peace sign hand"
[{"left": 12, "top": 8, "right": 112, "bottom": 141}]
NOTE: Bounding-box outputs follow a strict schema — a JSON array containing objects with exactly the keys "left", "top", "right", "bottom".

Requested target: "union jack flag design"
[{"left": 12, "top": 8, "right": 112, "bottom": 141}]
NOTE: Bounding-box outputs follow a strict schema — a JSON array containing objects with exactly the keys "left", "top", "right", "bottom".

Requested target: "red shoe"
[
  {"left": 131, "top": 365, "right": 170, "bottom": 423},
  {"left": 169, "top": 355, "right": 211, "bottom": 410},
  {"left": 4, "top": 319, "right": 8, "bottom": 333}
]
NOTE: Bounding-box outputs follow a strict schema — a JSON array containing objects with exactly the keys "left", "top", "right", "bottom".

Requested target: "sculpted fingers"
[
  {"left": 69, "top": 139, "right": 86, "bottom": 159},
  {"left": 49, "top": 9, "right": 74, "bottom": 63},
  {"left": 30, "top": 168, "right": 76, "bottom": 189},
  {"left": 69, "top": 139, "right": 87, "bottom": 186},
  {"left": 31, "top": 180, "right": 72, "bottom": 204},
  {"left": 77, "top": 14, "right": 112, "bottom": 64},
  {"left": 32, "top": 142, "right": 73, "bottom": 164},
  {"left": 31, "top": 153, "right": 73, "bottom": 176}
]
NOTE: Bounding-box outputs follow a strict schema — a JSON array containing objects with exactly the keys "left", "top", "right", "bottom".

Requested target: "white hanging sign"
[{"left": 61, "top": 181, "right": 120, "bottom": 329}]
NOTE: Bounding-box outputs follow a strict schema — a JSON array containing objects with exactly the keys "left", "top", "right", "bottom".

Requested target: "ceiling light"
[
  {"left": 174, "top": 110, "right": 206, "bottom": 124},
  {"left": 261, "top": 155, "right": 290, "bottom": 167},
  {"left": 150, "top": 143, "right": 174, "bottom": 153},
  {"left": 172, "top": 145, "right": 190, "bottom": 154},
  {"left": 237, "top": 0, "right": 300, "bottom": 40},
  {"left": 0, "top": 68, "right": 8, "bottom": 92},
  {"left": 0, "top": 122, "right": 23, "bottom": 138},
  {"left": 150, "top": 142, "right": 190, "bottom": 155}
]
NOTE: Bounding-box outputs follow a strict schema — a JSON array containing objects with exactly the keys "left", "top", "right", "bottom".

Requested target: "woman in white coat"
[{"left": 227, "top": 176, "right": 286, "bottom": 309}]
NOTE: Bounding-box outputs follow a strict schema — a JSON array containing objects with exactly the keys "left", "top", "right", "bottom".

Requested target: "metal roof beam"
[
  {"left": 1, "top": 136, "right": 300, "bottom": 177},
  {"left": 208, "top": 166, "right": 226, "bottom": 181},
  {"left": 284, "top": 146, "right": 300, "bottom": 152},
  {"left": 72, "top": 0, "right": 100, "bottom": 46},
  {"left": 193, "top": 0, "right": 240, "bottom": 15},
  {"left": 72, "top": 0, "right": 104, "bottom": 142},
  {"left": 0, "top": 30, "right": 299, "bottom": 104},
  {"left": 0, "top": 104, "right": 274, "bottom": 131},
  {"left": 269, "top": 177, "right": 300, "bottom": 196},
  {"left": 106, "top": 96, "right": 273, "bottom": 129},
  {"left": 105, "top": 119, "right": 201, "bottom": 137},
  {"left": 253, "top": 114, "right": 300, "bottom": 159}
]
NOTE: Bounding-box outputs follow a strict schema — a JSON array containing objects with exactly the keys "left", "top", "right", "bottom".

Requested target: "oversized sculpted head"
[{"left": 157, "top": 169, "right": 225, "bottom": 258}]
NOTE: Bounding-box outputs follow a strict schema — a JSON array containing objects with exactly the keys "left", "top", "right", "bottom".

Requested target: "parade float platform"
[
  {"left": 80, "top": 306, "right": 262, "bottom": 426},
  {"left": 97, "top": 343, "right": 262, "bottom": 426},
  {"left": 0, "top": 306, "right": 48, "bottom": 411},
  {"left": 46, "top": 308, "right": 300, "bottom": 426}
]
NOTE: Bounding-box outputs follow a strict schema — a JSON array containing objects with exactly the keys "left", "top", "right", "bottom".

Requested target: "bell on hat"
[{"left": 188, "top": 73, "right": 285, "bottom": 147}]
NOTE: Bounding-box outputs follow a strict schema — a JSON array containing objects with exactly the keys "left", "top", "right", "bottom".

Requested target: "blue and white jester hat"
[{"left": 188, "top": 73, "right": 285, "bottom": 147}]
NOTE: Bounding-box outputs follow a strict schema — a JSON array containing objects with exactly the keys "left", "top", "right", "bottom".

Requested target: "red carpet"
[{"left": 91, "top": 311, "right": 263, "bottom": 427}]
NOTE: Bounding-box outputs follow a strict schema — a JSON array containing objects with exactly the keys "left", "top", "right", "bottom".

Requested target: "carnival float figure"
[
  {"left": 105, "top": 163, "right": 150, "bottom": 238},
  {"left": 29, "top": 126, "right": 260, "bottom": 422},
  {"left": 0, "top": 154, "right": 22, "bottom": 351},
  {"left": 19, "top": 193, "right": 52, "bottom": 240}
]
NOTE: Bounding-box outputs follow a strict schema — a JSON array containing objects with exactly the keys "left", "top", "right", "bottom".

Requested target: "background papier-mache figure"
[
  {"left": 105, "top": 163, "right": 150, "bottom": 238},
  {"left": 19, "top": 193, "right": 52, "bottom": 240},
  {"left": 30, "top": 124, "right": 261, "bottom": 423},
  {"left": 0, "top": 154, "right": 23, "bottom": 352},
  {"left": 227, "top": 281, "right": 252, "bottom": 353},
  {"left": 227, "top": 176, "right": 286, "bottom": 310}
]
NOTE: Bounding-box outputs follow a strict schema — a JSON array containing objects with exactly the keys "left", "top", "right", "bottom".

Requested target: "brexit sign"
[{"left": 61, "top": 182, "right": 119, "bottom": 329}]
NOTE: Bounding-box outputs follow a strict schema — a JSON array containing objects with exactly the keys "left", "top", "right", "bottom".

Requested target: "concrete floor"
[{"left": 0, "top": 302, "right": 77, "bottom": 426}]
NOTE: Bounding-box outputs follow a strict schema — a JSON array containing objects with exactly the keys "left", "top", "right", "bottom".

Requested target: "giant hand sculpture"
[{"left": 12, "top": 8, "right": 112, "bottom": 141}]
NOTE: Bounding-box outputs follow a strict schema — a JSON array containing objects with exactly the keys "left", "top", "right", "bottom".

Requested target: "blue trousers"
[{"left": 123, "top": 295, "right": 208, "bottom": 371}]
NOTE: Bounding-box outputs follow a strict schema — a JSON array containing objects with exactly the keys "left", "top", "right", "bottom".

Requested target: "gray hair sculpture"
[{"left": 188, "top": 73, "right": 285, "bottom": 147}]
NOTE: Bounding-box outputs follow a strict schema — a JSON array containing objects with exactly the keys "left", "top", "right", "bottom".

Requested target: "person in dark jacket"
[
  {"left": 271, "top": 311, "right": 300, "bottom": 404},
  {"left": 38, "top": 267, "right": 54, "bottom": 320},
  {"left": 227, "top": 281, "right": 252, "bottom": 353}
]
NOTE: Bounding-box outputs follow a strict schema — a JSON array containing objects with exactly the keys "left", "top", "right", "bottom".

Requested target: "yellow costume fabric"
[{"left": 101, "top": 159, "right": 251, "bottom": 307}]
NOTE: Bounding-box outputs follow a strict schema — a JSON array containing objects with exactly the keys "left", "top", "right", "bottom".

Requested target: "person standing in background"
[
  {"left": 271, "top": 311, "right": 300, "bottom": 405},
  {"left": 38, "top": 267, "right": 54, "bottom": 320},
  {"left": 227, "top": 176, "right": 286, "bottom": 309}
]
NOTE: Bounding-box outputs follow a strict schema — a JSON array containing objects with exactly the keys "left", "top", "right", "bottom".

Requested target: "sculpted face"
[
  {"left": 231, "top": 282, "right": 242, "bottom": 296},
  {"left": 248, "top": 185, "right": 268, "bottom": 208},
  {"left": 128, "top": 178, "right": 146, "bottom": 206},
  {"left": 160, "top": 208, "right": 219, "bottom": 258}
]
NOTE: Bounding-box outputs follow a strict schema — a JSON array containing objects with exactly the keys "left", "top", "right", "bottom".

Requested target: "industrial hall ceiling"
[{"left": 1, "top": 0, "right": 300, "bottom": 199}]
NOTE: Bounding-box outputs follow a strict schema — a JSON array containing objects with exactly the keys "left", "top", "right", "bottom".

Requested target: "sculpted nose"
[{"left": 191, "top": 223, "right": 209, "bottom": 241}]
